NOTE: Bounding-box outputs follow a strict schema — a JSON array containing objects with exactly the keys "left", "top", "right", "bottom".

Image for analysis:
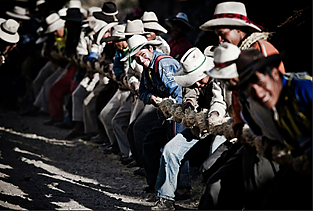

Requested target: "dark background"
[{"left": 0, "top": 0, "right": 311, "bottom": 74}]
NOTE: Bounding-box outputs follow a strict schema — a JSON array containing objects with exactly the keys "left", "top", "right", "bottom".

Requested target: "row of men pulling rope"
[{"left": 49, "top": 50, "right": 311, "bottom": 175}]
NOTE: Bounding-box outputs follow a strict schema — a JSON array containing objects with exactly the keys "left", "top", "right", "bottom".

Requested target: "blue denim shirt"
[
  {"left": 139, "top": 50, "right": 183, "bottom": 104},
  {"left": 113, "top": 48, "right": 128, "bottom": 80}
]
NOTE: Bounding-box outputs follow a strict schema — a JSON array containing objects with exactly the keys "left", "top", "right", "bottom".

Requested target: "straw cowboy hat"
[
  {"left": 0, "top": 19, "right": 20, "bottom": 43},
  {"left": 68, "top": 0, "right": 87, "bottom": 18},
  {"left": 101, "top": 24, "right": 126, "bottom": 43},
  {"left": 96, "top": 21, "right": 118, "bottom": 44},
  {"left": 44, "top": 13, "right": 65, "bottom": 34},
  {"left": 200, "top": 1, "right": 262, "bottom": 32},
  {"left": 122, "top": 19, "right": 150, "bottom": 36},
  {"left": 165, "top": 12, "right": 194, "bottom": 32},
  {"left": 93, "top": 2, "right": 118, "bottom": 23},
  {"left": 206, "top": 43, "right": 241, "bottom": 79},
  {"left": 141, "top": 11, "right": 167, "bottom": 35},
  {"left": 174, "top": 47, "right": 214, "bottom": 87},
  {"left": 121, "top": 34, "right": 162, "bottom": 62},
  {"left": 6, "top": 6, "right": 30, "bottom": 20},
  {"left": 236, "top": 49, "right": 283, "bottom": 89},
  {"left": 60, "top": 8, "right": 85, "bottom": 22}
]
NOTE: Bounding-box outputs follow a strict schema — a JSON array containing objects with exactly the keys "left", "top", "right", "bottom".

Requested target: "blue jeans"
[{"left": 155, "top": 128, "right": 226, "bottom": 201}]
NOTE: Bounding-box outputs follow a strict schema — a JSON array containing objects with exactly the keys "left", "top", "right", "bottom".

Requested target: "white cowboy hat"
[
  {"left": 102, "top": 24, "right": 126, "bottom": 43},
  {"left": 87, "top": 16, "right": 106, "bottom": 35},
  {"left": 44, "top": 13, "right": 65, "bottom": 34},
  {"left": 6, "top": 6, "right": 30, "bottom": 20},
  {"left": 58, "top": 8, "right": 68, "bottom": 17},
  {"left": 35, "top": 0, "right": 46, "bottom": 11},
  {"left": 200, "top": 2, "right": 262, "bottom": 32},
  {"left": 121, "top": 19, "right": 150, "bottom": 36},
  {"left": 141, "top": 11, "right": 167, "bottom": 35},
  {"left": 121, "top": 34, "right": 162, "bottom": 62},
  {"left": 0, "top": 19, "right": 20, "bottom": 43},
  {"left": 96, "top": 21, "right": 118, "bottom": 44},
  {"left": 174, "top": 47, "right": 214, "bottom": 87},
  {"left": 206, "top": 43, "right": 241, "bottom": 79},
  {"left": 165, "top": 12, "right": 194, "bottom": 32}
]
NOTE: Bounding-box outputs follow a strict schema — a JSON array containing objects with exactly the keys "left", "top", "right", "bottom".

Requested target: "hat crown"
[
  {"left": 102, "top": 2, "right": 118, "bottom": 14},
  {"left": 111, "top": 24, "right": 125, "bottom": 37},
  {"left": 214, "top": 43, "right": 241, "bottom": 64},
  {"left": 237, "top": 49, "right": 263, "bottom": 74},
  {"left": 141, "top": 11, "right": 158, "bottom": 22},
  {"left": 176, "top": 12, "right": 189, "bottom": 23},
  {"left": 214, "top": 1, "right": 247, "bottom": 16},
  {"left": 64, "top": 8, "right": 84, "bottom": 20},
  {"left": 127, "top": 34, "right": 147, "bottom": 51},
  {"left": 68, "top": 0, "right": 82, "bottom": 8},
  {"left": 2, "top": 19, "right": 19, "bottom": 34},
  {"left": 125, "top": 19, "right": 145, "bottom": 33},
  {"left": 36, "top": 0, "right": 45, "bottom": 7},
  {"left": 88, "top": 16, "right": 106, "bottom": 32},
  {"left": 180, "top": 47, "right": 206, "bottom": 73},
  {"left": 46, "top": 13, "right": 60, "bottom": 25},
  {"left": 13, "top": 6, "right": 28, "bottom": 16}
]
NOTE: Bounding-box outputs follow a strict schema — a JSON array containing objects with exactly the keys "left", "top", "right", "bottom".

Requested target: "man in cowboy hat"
[
  {"left": 0, "top": 18, "right": 19, "bottom": 66},
  {"left": 152, "top": 46, "right": 231, "bottom": 210},
  {"left": 200, "top": 1, "right": 285, "bottom": 144},
  {"left": 204, "top": 43, "right": 312, "bottom": 209},
  {"left": 165, "top": 12, "right": 193, "bottom": 61},
  {"left": 141, "top": 11, "right": 170, "bottom": 55},
  {"left": 234, "top": 48, "right": 312, "bottom": 210},
  {"left": 21, "top": 11, "right": 68, "bottom": 117},
  {"left": 124, "top": 34, "right": 184, "bottom": 192}
]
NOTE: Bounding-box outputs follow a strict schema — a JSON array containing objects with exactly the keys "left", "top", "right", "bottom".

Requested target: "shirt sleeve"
[{"left": 158, "top": 59, "right": 183, "bottom": 103}]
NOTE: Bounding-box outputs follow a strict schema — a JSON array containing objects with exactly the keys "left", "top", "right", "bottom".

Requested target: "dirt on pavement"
[{"left": 0, "top": 107, "right": 201, "bottom": 210}]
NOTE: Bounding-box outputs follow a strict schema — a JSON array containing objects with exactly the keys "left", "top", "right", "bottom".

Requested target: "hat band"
[
  {"left": 102, "top": 11, "right": 118, "bottom": 16},
  {"left": 214, "top": 58, "right": 237, "bottom": 68},
  {"left": 183, "top": 56, "right": 206, "bottom": 74},
  {"left": 213, "top": 13, "right": 264, "bottom": 30},
  {"left": 0, "top": 23, "right": 16, "bottom": 35},
  {"left": 142, "top": 20, "right": 158, "bottom": 23}
]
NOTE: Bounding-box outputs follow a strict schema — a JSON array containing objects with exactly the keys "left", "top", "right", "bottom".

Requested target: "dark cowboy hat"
[
  {"left": 236, "top": 48, "right": 283, "bottom": 89},
  {"left": 93, "top": 2, "right": 117, "bottom": 23},
  {"left": 60, "top": 8, "right": 85, "bottom": 22},
  {"left": 165, "top": 12, "right": 194, "bottom": 32}
]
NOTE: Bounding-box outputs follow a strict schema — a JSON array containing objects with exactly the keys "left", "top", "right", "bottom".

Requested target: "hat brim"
[
  {"left": 93, "top": 12, "right": 115, "bottom": 23},
  {"left": 237, "top": 54, "right": 282, "bottom": 89},
  {"left": 60, "top": 15, "right": 85, "bottom": 22},
  {"left": 206, "top": 63, "right": 239, "bottom": 79},
  {"left": 143, "top": 22, "right": 167, "bottom": 35},
  {"left": 174, "top": 56, "right": 214, "bottom": 87},
  {"left": 0, "top": 30, "right": 19, "bottom": 43},
  {"left": 101, "top": 35, "right": 126, "bottom": 43},
  {"left": 200, "top": 18, "right": 261, "bottom": 32},
  {"left": 121, "top": 40, "right": 162, "bottom": 62},
  {"left": 121, "top": 31, "right": 150, "bottom": 36},
  {"left": 96, "top": 22, "right": 118, "bottom": 44},
  {"left": 6, "top": 11, "right": 30, "bottom": 20},
  {"left": 165, "top": 18, "right": 194, "bottom": 31},
  {"left": 45, "top": 19, "right": 65, "bottom": 34}
]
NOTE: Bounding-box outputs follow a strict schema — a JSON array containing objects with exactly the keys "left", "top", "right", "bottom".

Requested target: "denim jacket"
[{"left": 139, "top": 50, "right": 182, "bottom": 104}]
